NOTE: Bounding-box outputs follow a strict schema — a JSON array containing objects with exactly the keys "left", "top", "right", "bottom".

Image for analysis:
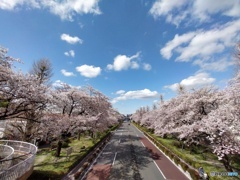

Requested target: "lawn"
[
  {"left": 29, "top": 136, "right": 97, "bottom": 180},
  {"left": 29, "top": 125, "right": 119, "bottom": 179}
]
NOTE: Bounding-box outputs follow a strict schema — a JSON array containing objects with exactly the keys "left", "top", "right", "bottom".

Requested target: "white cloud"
[
  {"left": 161, "top": 20, "right": 240, "bottom": 61},
  {"left": 52, "top": 80, "right": 65, "bottom": 88},
  {"left": 143, "top": 63, "right": 152, "bottom": 71},
  {"left": 149, "top": 0, "right": 187, "bottom": 18},
  {"left": 52, "top": 80, "right": 80, "bottom": 89},
  {"left": 192, "top": 0, "right": 240, "bottom": 22},
  {"left": 116, "top": 90, "right": 125, "bottom": 95},
  {"left": 0, "top": 0, "right": 101, "bottom": 21},
  {"left": 164, "top": 72, "right": 215, "bottom": 92},
  {"left": 149, "top": 0, "right": 240, "bottom": 25},
  {"left": 61, "top": 69, "right": 76, "bottom": 77},
  {"left": 76, "top": 64, "right": 101, "bottom": 78},
  {"left": 193, "top": 58, "right": 234, "bottom": 72},
  {"left": 131, "top": 61, "right": 140, "bottom": 69},
  {"left": 107, "top": 52, "right": 140, "bottom": 71},
  {"left": 112, "top": 89, "right": 159, "bottom": 104},
  {"left": 61, "top": 34, "right": 83, "bottom": 44},
  {"left": 161, "top": 32, "right": 197, "bottom": 59},
  {"left": 64, "top": 50, "right": 75, "bottom": 57},
  {"left": 0, "top": 0, "right": 40, "bottom": 10}
]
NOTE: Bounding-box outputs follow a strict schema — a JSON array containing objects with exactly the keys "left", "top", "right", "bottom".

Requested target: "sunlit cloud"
[{"left": 76, "top": 64, "right": 101, "bottom": 78}]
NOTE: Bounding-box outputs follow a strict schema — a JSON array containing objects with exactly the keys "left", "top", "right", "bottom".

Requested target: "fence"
[
  {"left": 0, "top": 144, "right": 14, "bottom": 171},
  {"left": 0, "top": 140, "right": 37, "bottom": 180}
]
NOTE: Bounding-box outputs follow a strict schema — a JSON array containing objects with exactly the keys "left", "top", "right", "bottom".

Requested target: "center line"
[{"left": 112, "top": 152, "right": 118, "bottom": 166}]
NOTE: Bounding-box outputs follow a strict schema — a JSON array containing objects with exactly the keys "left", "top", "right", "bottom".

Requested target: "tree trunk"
[
  {"left": 77, "top": 130, "right": 81, "bottom": 141},
  {"left": 55, "top": 140, "right": 62, "bottom": 157},
  {"left": 222, "top": 154, "right": 233, "bottom": 172}
]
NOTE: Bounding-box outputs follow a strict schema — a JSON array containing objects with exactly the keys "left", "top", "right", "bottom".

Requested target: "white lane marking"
[
  {"left": 141, "top": 142, "right": 145, "bottom": 147},
  {"left": 134, "top": 125, "right": 144, "bottom": 134},
  {"left": 153, "top": 160, "right": 167, "bottom": 180},
  {"left": 141, "top": 131, "right": 191, "bottom": 180},
  {"left": 102, "top": 152, "right": 113, "bottom": 155},
  {"left": 81, "top": 144, "right": 108, "bottom": 180},
  {"left": 119, "top": 139, "right": 121, "bottom": 143},
  {"left": 121, "top": 133, "right": 122, "bottom": 136},
  {"left": 112, "top": 152, "right": 118, "bottom": 166}
]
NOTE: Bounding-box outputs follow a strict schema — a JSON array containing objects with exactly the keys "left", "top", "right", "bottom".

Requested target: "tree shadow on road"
[{"left": 107, "top": 133, "right": 162, "bottom": 180}]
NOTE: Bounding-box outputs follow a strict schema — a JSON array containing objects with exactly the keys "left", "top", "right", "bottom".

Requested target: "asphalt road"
[{"left": 84, "top": 122, "right": 166, "bottom": 180}]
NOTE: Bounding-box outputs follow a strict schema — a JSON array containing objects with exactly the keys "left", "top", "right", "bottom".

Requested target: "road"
[{"left": 83, "top": 122, "right": 189, "bottom": 180}]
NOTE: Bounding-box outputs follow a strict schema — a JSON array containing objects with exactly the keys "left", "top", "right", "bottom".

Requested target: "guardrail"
[{"left": 0, "top": 140, "right": 37, "bottom": 180}]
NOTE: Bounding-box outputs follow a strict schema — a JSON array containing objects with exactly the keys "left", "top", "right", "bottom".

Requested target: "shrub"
[
  {"left": 173, "top": 156, "right": 180, "bottom": 165},
  {"left": 88, "top": 157, "right": 94, "bottom": 163},
  {"left": 74, "top": 168, "right": 84, "bottom": 179},
  {"left": 82, "top": 162, "right": 90, "bottom": 169},
  {"left": 165, "top": 150, "right": 170, "bottom": 156},
  {"left": 172, "top": 141, "right": 181, "bottom": 148},
  {"left": 169, "top": 153, "right": 174, "bottom": 159},
  {"left": 181, "top": 162, "right": 189, "bottom": 172},
  {"left": 50, "top": 142, "right": 58, "bottom": 150},
  {"left": 188, "top": 168, "right": 199, "bottom": 180},
  {"left": 62, "top": 141, "right": 69, "bottom": 148}
]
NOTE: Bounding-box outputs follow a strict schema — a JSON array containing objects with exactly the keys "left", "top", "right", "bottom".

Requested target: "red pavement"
[
  {"left": 141, "top": 137, "right": 189, "bottom": 180},
  {"left": 86, "top": 164, "right": 112, "bottom": 180}
]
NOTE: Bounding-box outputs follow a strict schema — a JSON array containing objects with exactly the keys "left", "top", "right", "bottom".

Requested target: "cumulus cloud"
[
  {"left": 164, "top": 72, "right": 215, "bottom": 92},
  {"left": 0, "top": 0, "right": 101, "bottom": 21},
  {"left": 64, "top": 50, "right": 75, "bottom": 57},
  {"left": 61, "top": 34, "right": 83, "bottom": 44},
  {"left": 143, "top": 63, "right": 152, "bottom": 71},
  {"left": 161, "top": 19, "right": 240, "bottom": 62},
  {"left": 107, "top": 52, "right": 140, "bottom": 71},
  {"left": 149, "top": 0, "right": 240, "bottom": 25},
  {"left": 61, "top": 69, "right": 76, "bottom": 77},
  {"left": 76, "top": 64, "right": 101, "bottom": 78},
  {"left": 112, "top": 89, "right": 159, "bottom": 104}
]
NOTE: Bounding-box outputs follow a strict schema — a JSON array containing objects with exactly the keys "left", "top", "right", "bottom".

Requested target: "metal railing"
[
  {"left": 0, "top": 140, "right": 37, "bottom": 180},
  {"left": 0, "top": 144, "right": 14, "bottom": 171}
]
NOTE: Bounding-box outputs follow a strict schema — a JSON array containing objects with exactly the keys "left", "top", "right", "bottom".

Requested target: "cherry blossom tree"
[
  {"left": 203, "top": 72, "right": 240, "bottom": 171},
  {"left": 1, "top": 46, "right": 120, "bottom": 149}
]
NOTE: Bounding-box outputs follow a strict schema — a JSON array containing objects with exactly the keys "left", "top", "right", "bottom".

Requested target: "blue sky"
[{"left": 0, "top": 0, "right": 240, "bottom": 115}]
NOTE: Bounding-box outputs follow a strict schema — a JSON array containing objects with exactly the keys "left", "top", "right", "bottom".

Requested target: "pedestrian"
[{"left": 198, "top": 167, "right": 208, "bottom": 179}]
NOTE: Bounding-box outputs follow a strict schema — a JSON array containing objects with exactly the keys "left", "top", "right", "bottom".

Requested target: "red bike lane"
[{"left": 141, "top": 136, "right": 190, "bottom": 180}]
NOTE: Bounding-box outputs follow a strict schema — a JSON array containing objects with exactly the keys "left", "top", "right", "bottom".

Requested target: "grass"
[
  {"left": 133, "top": 123, "right": 240, "bottom": 180},
  {"left": 29, "top": 137, "right": 94, "bottom": 180},
  {"left": 29, "top": 124, "right": 120, "bottom": 180}
]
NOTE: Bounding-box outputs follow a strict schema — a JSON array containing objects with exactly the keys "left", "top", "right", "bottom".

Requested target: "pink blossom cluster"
[{"left": 132, "top": 73, "right": 240, "bottom": 161}]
